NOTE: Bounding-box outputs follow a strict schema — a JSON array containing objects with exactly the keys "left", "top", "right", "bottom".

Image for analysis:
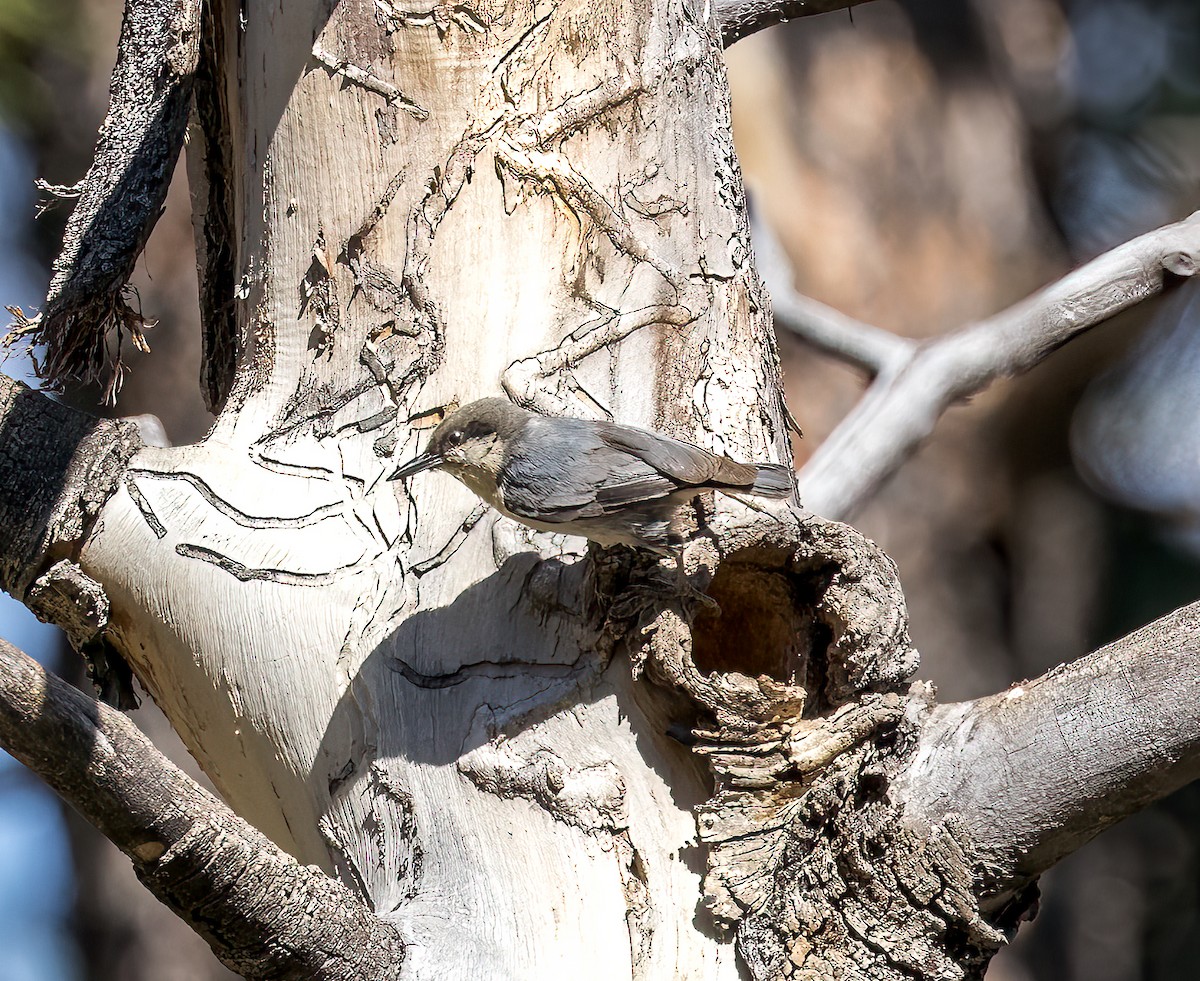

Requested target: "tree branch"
[
  {"left": 716, "top": 0, "right": 872, "bottom": 46},
  {"left": 896, "top": 600, "right": 1200, "bottom": 910},
  {"left": 790, "top": 210, "right": 1200, "bottom": 519},
  {"left": 0, "top": 638, "right": 406, "bottom": 980},
  {"left": 0, "top": 372, "right": 145, "bottom": 704},
  {"left": 6, "top": 0, "right": 200, "bottom": 401}
]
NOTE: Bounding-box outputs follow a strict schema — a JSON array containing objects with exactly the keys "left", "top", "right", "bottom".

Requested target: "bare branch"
[
  {"left": 716, "top": 0, "right": 873, "bottom": 46},
  {"left": 795, "top": 210, "right": 1200, "bottom": 519},
  {"left": 896, "top": 600, "right": 1200, "bottom": 910},
  {"left": 6, "top": 0, "right": 200, "bottom": 400},
  {"left": 773, "top": 288, "right": 915, "bottom": 376},
  {"left": 0, "top": 639, "right": 406, "bottom": 980}
]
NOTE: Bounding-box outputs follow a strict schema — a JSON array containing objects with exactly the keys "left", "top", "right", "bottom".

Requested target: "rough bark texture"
[
  {"left": 588, "top": 510, "right": 1022, "bottom": 978},
  {"left": 8, "top": 0, "right": 200, "bottom": 400},
  {"left": 714, "top": 0, "right": 868, "bottom": 46},
  {"left": 0, "top": 638, "right": 405, "bottom": 980},
  {"left": 63, "top": 686, "right": 241, "bottom": 981},
  {"left": 187, "top": 0, "right": 239, "bottom": 412},
  {"left": 0, "top": 375, "right": 142, "bottom": 598},
  {"left": 0, "top": 374, "right": 143, "bottom": 703}
]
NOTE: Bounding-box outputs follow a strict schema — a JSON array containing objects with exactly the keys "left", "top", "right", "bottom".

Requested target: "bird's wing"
[
  {"left": 497, "top": 418, "right": 669, "bottom": 523},
  {"left": 499, "top": 417, "right": 755, "bottom": 524},
  {"left": 592, "top": 423, "right": 761, "bottom": 490}
]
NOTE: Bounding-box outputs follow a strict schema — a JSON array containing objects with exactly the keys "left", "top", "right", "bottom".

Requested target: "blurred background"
[{"left": 0, "top": 0, "right": 1197, "bottom": 978}]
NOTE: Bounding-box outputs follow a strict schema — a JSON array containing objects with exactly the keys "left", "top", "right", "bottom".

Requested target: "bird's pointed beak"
[{"left": 389, "top": 451, "right": 444, "bottom": 481}]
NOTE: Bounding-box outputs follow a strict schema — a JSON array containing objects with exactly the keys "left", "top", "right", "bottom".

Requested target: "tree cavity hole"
[{"left": 690, "top": 555, "right": 812, "bottom": 686}]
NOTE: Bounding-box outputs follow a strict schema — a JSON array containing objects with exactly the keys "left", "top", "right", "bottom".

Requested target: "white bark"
[{"left": 77, "top": 0, "right": 791, "bottom": 977}]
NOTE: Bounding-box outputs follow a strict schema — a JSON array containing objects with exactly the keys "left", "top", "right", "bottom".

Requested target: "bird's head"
[{"left": 389, "top": 398, "right": 530, "bottom": 486}]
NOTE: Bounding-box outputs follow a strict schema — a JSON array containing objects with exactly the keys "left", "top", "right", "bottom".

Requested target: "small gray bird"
[{"left": 390, "top": 398, "right": 795, "bottom": 551}]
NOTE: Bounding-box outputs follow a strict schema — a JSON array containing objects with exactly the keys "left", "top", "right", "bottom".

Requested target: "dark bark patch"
[{"left": 8, "top": 0, "right": 201, "bottom": 401}]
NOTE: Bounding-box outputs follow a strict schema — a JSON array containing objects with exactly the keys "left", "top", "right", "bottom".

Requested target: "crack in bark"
[
  {"left": 127, "top": 468, "right": 346, "bottom": 530},
  {"left": 490, "top": 10, "right": 553, "bottom": 75},
  {"left": 408, "top": 503, "right": 489, "bottom": 575},
  {"left": 387, "top": 652, "right": 587, "bottom": 689},
  {"left": 264, "top": 374, "right": 383, "bottom": 445},
  {"left": 614, "top": 830, "right": 654, "bottom": 975},
  {"left": 485, "top": 51, "right": 718, "bottom": 415},
  {"left": 302, "top": 228, "right": 342, "bottom": 359},
  {"left": 322, "top": 760, "right": 424, "bottom": 917},
  {"left": 495, "top": 140, "right": 678, "bottom": 281},
  {"left": 533, "top": 73, "right": 647, "bottom": 147},
  {"left": 124, "top": 476, "right": 169, "bottom": 539},
  {"left": 175, "top": 542, "right": 367, "bottom": 585},
  {"left": 503, "top": 301, "right": 699, "bottom": 414},
  {"left": 192, "top": 0, "right": 239, "bottom": 412},
  {"left": 311, "top": 43, "right": 430, "bottom": 118}
]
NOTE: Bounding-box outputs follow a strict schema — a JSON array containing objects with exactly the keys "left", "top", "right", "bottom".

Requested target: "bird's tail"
[{"left": 750, "top": 463, "right": 796, "bottom": 499}]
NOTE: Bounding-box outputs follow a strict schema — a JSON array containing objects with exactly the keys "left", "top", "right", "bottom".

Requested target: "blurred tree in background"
[{"left": 0, "top": 0, "right": 1197, "bottom": 977}]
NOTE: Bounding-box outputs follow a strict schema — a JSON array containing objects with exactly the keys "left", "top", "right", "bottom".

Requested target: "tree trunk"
[{"left": 76, "top": 0, "right": 794, "bottom": 975}]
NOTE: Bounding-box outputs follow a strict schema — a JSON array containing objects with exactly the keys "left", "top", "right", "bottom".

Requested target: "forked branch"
[{"left": 761, "top": 210, "right": 1200, "bottom": 519}]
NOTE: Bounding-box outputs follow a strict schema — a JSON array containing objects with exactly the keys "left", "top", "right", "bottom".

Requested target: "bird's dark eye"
[{"left": 444, "top": 429, "right": 465, "bottom": 447}]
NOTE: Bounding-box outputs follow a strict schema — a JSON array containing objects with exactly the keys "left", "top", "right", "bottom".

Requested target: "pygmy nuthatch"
[{"left": 390, "top": 398, "right": 795, "bottom": 551}]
